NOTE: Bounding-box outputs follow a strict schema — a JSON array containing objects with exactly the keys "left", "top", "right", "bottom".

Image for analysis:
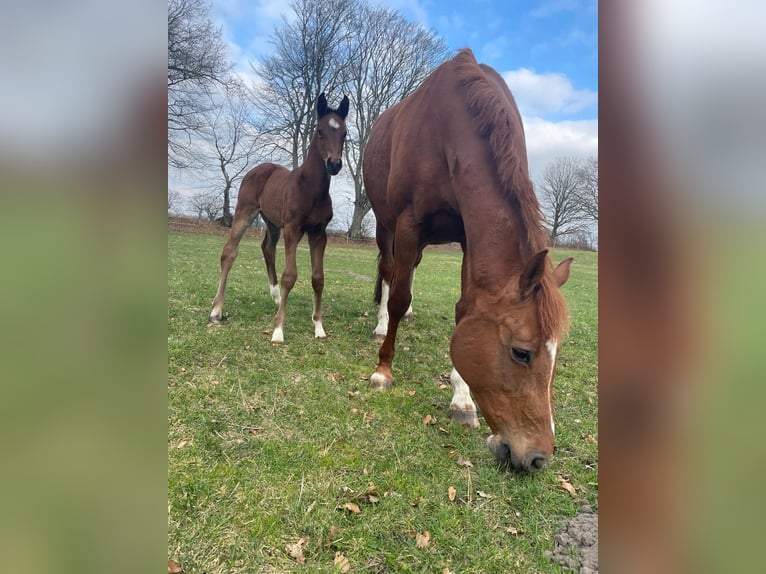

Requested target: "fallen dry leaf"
[
  {"left": 285, "top": 536, "right": 309, "bottom": 564},
  {"left": 350, "top": 408, "right": 360, "bottom": 414},
  {"left": 438, "top": 383, "right": 448, "bottom": 389},
  {"left": 423, "top": 414, "right": 434, "bottom": 425},
  {"left": 448, "top": 486, "right": 456, "bottom": 501},
  {"left": 168, "top": 558, "right": 182, "bottom": 573},
  {"left": 557, "top": 475, "right": 577, "bottom": 496},
  {"left": 338, "top": 502, "right": 361, "bottom": 514},
  {"left": 364, "top": 412, "right": 374, "bottom": 420},
  {"left": 408, "top": 390, "right": 417, "bottom": 396},
  {"left": 583, "top": 434, "right": 597, "bottom": 444},
  {"left": 174, "top": 439, "right": 189, "bottom": 449},
  {"left": 347, "top": 390, "right": 359, "bottom": 398},
  {"left": 327, "top": 372, "right": 342, "bottom": 381},
  {"left": 506, "top": 526, "right": 523, "bottom": 536},
  {"left": 415, "top": 531, "right": 431, "bottom": 549},
  {"left": 477, "top": 490, "right": 494, "bottom": 499},
  {"left": 456, "top": 455, "right": 474, "bottom": 467},
  {"left": 334, "top": 551, "right": 350, "bottom": 572}
]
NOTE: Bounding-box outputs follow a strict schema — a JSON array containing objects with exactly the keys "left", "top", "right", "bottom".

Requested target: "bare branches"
[
  {"left": 538, "top": 156, "right": 595, "bottom": 244},
  {"left": 577, "top": 156, "right": 598, "bottom": 222},
  {"left": 168, "top": 0, "right": 231, "bottom": 168}
]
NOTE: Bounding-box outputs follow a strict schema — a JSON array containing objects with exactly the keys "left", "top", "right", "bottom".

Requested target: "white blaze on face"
[
  {"left": 545, "top": 339, "right": 558, "bottom": 434},
  {"left": 328, "top": 117, "right": 340, "bottom": 129}
]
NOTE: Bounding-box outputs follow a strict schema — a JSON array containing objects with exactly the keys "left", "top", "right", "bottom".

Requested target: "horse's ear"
[
  {"left": 552, "top": 257, "right": 574, "bottom": 287},
  {"left": 338, "top": 95, "right": 349, "bottom": 119},
  {"left": 519, "top": 250, "right": 549, "bottom": 299},
  {"left": 317, "top": 93, "right": 328, "bottom": 117}
]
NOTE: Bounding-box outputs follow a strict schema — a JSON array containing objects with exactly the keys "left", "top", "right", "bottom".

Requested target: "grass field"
[{"left": 168, "top": 229, "right": 598, "bottom": 573}]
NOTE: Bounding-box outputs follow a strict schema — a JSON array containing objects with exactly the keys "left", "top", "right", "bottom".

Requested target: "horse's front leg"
[
  {"left": 370, "top": 215, "right": 419, "bottom": 390},
  {"left": 271, "top": 225, "right": 303, "bottom": 343},
  {"left": 308, "top": 228, "right": 328, "bottom": 338},
  {"left": 448, "top": 367, "right": 480, "bottom": 428}
]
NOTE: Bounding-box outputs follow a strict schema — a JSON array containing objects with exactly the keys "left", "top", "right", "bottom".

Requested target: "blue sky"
[{"left": 172, "top": 0, "right": 598, "bottom": 223}]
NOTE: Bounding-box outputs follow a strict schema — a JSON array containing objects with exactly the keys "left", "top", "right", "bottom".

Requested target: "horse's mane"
[
  {"left": 453, "top": 48, "right": 567, "bottom": 339},
  {"left": 453, "top": 48, "right": 547, "bottom": 255}
]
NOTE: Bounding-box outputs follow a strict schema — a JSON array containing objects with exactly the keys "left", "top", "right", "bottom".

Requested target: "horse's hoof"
[
  {"left": 209, "top": 314, "right": 226, "bottom": 325},
  {"left": 450, "top": 406, "right": 480, "bottom": 429},
  {"left": 271, "top": 327, "right": 284, "bottom": 343},
  {"left": 370, "top": 372, "right": 393, "bottom": 390},
  {"left": 372, "top": 332, "right": 386, "bottom": 343},
  {"left": 403, "top": 311, "right": 414, "bottom": 321}
]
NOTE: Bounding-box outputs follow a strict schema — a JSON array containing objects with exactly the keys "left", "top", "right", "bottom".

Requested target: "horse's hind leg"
[
  {"left": 271, "top": 224, "right": 303, "bottom": 343},
  {"left": 261, "top": 218, "right": 281, "bottom": 305},
  {"left": 373, "top": 222, "right": 394, "bottom": 341},
  {"left": 308, "top": 228, "right": 328, "bottom": 338},
  {"left": 210, "top": 209, "right": 256, "bottom": 323}
]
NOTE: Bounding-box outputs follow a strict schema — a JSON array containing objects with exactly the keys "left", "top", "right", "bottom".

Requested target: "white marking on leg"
[
  {"left": 373, "top": 281, "right": 390, "bottom": 337},
  {"left": 405, "top": 269, "right": 415, "bottom": 318},
  {"left": 314, "top": 320, "right": 326, "bottom": 338},
  {"left": 328, "top": 118, "right": 340, "bottom": 129},
  {"left": 545, "top": 339, "right": 558, "bottom": 435},
  {"left": 271, "top": 326, "right": 284, "bottom": 343},
  {"left": 269, "top": 283, "right": 281, "bottom": 306},
  {"left": 449, "top": 367, "right": 475, "bottom": 411}
]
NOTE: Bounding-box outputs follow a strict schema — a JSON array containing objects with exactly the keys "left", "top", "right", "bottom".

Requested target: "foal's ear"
[
  {"left": 317, "top": 92, "right": 328, "bottom": 117},
  {"left": 519, "top": 250, "right": 549, "bottom": 299},
  {"left": 552, "top": 257, "right": 574, "bottom": 287},
  {"left": 338, "top": 95, "right": 350, "bottom": 119}
]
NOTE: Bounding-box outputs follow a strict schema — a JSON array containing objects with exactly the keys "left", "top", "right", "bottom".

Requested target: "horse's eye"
[
  {"left": 317, "top": 129, "right": 324, "bottom": 138},
  {"left": 511, "top": 347, "right": 532, "bottom": 365}
]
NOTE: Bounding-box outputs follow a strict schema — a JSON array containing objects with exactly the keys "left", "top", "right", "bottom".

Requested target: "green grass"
[{"left": 168, "top": 230, "right": 597, "bottom": 573}]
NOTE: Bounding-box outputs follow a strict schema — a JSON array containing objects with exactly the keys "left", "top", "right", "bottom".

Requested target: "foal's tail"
[{"left": 373, "top": 253, "right": 383, "bottom": 305}]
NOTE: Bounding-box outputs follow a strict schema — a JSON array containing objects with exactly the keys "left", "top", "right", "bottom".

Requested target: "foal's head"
[
  {"left": 451, "top": 250, "right": 573, "bottom": 472},
  {"left": 315, "top": 92, "right": 349, "bottom": 176}
]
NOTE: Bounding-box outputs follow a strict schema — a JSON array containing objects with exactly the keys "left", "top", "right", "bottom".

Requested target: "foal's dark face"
[
  {"left": 316, "top": 114, "right": 347, "bottom": 175},
  {"left": 316, "top": 93, "right": 350, "bottom": 176}
]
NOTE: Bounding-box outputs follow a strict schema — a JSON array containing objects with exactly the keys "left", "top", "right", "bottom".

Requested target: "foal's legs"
[
  {"left": 308, "top": 228, "right": 328, "bottom": 338},
  {"left": 261, "top": 218, "right": 281, "bottom": 305},
  {"left": 271, "top": 224, "right": 303, "bottom": 343},
  {"left": 370, "top": 214, "right": 419, "bottom": 389},
  {"left": 210, "top": 208, "right": 257, "bottom": 323}
]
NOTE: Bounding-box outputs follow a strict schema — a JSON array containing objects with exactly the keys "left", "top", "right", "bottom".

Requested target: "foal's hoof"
[
  {"left": 403, "top": 311, "right": 414, "bottom": 321},
  {"left": 208, "top": 314, "right": 226, "bottom": 325},
  {"left": 372, "top": 331, "right": 386, "bottom": 344},
  {"left": 370, "top": 372, "right": 393, "bottom": 391},
  {"left": 271, "top": 327, "right": 284, "bottom": 343},
  {"left": 450, "top": 406, "right": 480, "bottom": 429}
]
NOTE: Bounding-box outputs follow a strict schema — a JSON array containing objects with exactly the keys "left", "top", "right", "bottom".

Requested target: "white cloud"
[
  {"left": 523, "top": 117, "right": 598, "bottom": 180},
  {"left": 502, "top": 68, "right": 597, "bottom": 117}
]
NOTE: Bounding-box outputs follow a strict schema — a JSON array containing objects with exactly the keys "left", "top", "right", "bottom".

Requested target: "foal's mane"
[{"left": 453, "top": 49, "right": 568, "bottom": 339}]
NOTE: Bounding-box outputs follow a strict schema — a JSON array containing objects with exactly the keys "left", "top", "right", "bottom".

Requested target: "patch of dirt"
[{"left": 545, "top": 506, "right": 598, "bottom": 573}]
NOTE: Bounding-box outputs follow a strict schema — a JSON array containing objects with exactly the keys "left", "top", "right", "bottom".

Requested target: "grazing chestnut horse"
[
  {"left": 210, "top": 93, "right": 349, "bottom": 342},
  {"left": 364, "top": 49, "right": 573, "bottom": 472}
]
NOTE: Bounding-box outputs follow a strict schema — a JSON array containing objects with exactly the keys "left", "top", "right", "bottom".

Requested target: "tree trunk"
[
  {"left": 347, "top": 182, "right": 372, "bottom": 241},
  {"left": 347, "top": 200, "right": 371, "bottom": 240},
  {"left": 221, "top": 180, "right": 233, "bottom": 227}
]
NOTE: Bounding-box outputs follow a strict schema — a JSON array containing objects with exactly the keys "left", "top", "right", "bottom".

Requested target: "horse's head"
[
  {"left": 316, "top": 92, "right": 349, "bottom": 176},
  {"left": 450, "top": 250, "right": 573, "bottom": 473}
]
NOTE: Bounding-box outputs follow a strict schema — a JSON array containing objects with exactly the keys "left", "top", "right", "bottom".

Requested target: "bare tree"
[
  {"left": 189, "top": 190, "right": 222, "bottom": 221},
  {"left": 252, "top": 0, "right": 355, "bottom": 168},
  {"left": 168, "top": 0, "right": 231, "bottom": 168},
  {"left": 194, "top": 80, "right": 264, "bottom": 227},
  {"left": 168, "top": 189, "right": 182, "bottom": 214},
  {"left": 577, "top": 156, "right": 598, "bottom": 222},
  {"left": 538, "top": 157, "right": 587, "bottom": 245},
  {"left": 343, "top": 6, "right": 449, "bottom": 239}
]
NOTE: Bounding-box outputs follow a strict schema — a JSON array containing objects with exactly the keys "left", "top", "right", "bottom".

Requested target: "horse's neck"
[
  {"left": 297, "top": 138, "right": 330, "bottom": 192},
  {"left": 462, "top": 197, "right": 539, "bottom": 293}
]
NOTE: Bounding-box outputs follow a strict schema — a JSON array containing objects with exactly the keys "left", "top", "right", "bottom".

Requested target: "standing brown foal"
[{"left": 210, "top": 93, "right": 349, "bottom": 343}]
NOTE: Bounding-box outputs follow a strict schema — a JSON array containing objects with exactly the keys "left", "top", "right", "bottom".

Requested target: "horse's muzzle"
[
  {"left": 487, "top": 435, "right": 549, "bottom": 473},
  {"left": 326, "top": 159, "right": 342, "bottom": 176}
]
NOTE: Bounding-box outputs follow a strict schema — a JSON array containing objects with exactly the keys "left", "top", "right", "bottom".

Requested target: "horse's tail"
[{"left": 373, "top": 253, "right": 383, "bottom": 305}]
